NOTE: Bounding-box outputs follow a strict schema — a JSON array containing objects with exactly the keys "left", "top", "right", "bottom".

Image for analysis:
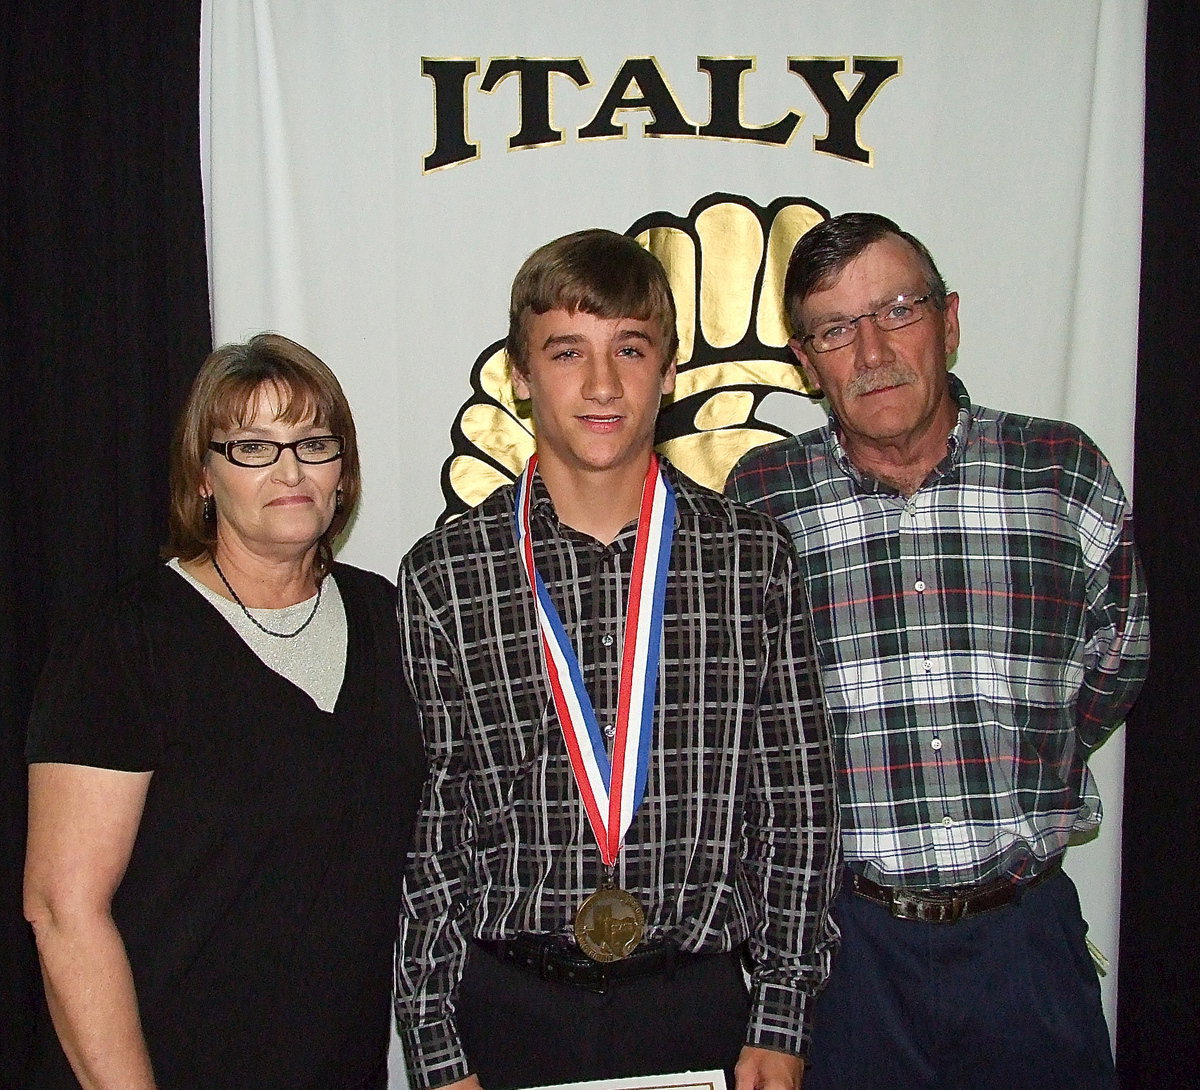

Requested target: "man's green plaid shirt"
[{"left": 728, "top": 374, "right": 1149, "bottom": 888}]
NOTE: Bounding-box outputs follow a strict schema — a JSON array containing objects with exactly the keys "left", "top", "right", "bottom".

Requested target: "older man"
[{"left": 727, "top": 212, "right": 1149, "bottom": 1090}]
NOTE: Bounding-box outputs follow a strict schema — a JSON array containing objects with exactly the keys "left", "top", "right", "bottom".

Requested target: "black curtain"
[
  {"left": 1116, "top": 1, "right": 1200, "bottom": 1084},
  {"left": 1, "top": 3, "right": 1195, "bottom": 1089},
  {"left": 0, "top": 4, "right": 210, "bottom": 1085}
]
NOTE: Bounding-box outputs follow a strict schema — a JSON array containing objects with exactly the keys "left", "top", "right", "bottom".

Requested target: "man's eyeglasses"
[
  {"left": 801, "top": 294, "right": 936, "bottom": 353},
  {"left": 208, "top": 435, "right": 345, "bottom": 468}
]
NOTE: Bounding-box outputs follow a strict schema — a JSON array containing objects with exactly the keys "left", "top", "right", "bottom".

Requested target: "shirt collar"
[{"left": 524, "top": 455, "right": 686, "bottom": 541}]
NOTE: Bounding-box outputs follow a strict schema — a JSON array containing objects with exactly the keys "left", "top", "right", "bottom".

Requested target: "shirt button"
[
  {"left": 601, "top": 634, "right": 614, "bottom": 648},
  {"left": 923, "top": 660, "right": 932, "bottom": 672},
  {"left": 942, "top": 815, "right": 953, "bottom": 827},
  {"left": 604, "top": 724, "right": 616, "bottom": 739},
  {"left": 914, "top": 580, "right": 926, "bottom": 592},
  {"left": 931, "top": 738, "right": 942, "bottom": 750}
]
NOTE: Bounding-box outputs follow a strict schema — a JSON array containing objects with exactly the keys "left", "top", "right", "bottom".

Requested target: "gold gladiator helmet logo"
[{"left": 439, "top": 192, "right": 827, "bottom": 521}]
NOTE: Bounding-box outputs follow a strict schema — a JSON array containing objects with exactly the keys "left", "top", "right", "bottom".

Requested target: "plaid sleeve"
[
  {"left": 1076, "top": 509, "right": 1150, "bottom": 749},
  {"left": 741, "top": 531, "right": 841, "bottom": 1056},
  {"left": 394, "top": 554, "right": 478, "bottom": 1090}
]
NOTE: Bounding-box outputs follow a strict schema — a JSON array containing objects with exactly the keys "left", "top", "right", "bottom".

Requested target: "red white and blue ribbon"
[{"left": 513, "top": 454, "right": 675, "bottom": 867}]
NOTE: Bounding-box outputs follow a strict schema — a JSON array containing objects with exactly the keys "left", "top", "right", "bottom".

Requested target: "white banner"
[{"left": 202, "top": 1, "right": 1145, "bottom": 1074}]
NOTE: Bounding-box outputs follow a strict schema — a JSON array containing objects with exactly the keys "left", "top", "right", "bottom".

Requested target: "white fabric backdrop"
[{"left": 201, "top": 2, "right": 1145, "bottom": 1076}]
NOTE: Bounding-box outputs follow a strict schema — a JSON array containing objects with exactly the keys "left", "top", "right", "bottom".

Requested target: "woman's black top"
[{"left": 26, "top": 562, "right": 426, "bottom": 1089}]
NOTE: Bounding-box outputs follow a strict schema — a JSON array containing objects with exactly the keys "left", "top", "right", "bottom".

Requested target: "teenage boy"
[{"left": 395, "top": 229, "right": 839, "bottom": 1090}]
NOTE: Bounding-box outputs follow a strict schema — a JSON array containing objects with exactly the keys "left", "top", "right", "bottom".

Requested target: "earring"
[
  {"left": 335, "top": 489, "right": 344, "bottom": 513},
  {"left": 202, "top": 495, "right": 215, "bottom": 521}
]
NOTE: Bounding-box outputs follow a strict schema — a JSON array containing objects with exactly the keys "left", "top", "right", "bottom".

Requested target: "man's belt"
[
  {"left": 474, "top": 933, "right": 705, "bottom": 994},
  {"left": 849, "top": 858, "right": 1063, "bottom": 923}
]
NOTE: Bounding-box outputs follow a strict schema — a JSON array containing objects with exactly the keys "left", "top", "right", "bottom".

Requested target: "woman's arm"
[{"left": 24, "top": 762, "right": 157, "bottom": 1090}]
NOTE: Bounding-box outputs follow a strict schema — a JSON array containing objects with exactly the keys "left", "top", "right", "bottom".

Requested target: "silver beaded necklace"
[{"left": 210, "top": 555, "right": 322, "bottom": 639}]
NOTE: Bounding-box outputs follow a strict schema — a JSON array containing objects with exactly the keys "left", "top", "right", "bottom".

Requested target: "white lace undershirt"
[{"left": 168, "top": 558, "right": 347, "bottom": 712}]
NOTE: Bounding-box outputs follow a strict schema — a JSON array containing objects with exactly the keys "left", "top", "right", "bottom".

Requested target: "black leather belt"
[
  {"left": 849, "top": 858, "right": 1063, "bottom": 923},
  {"left": 475, "top": 934, "right": 700, "bottom": 994}
]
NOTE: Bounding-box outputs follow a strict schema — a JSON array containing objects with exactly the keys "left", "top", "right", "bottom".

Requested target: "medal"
[
  {"left": 514, "top": 454, "right": 675, "bottom": 962},
  {"left": 575, "top": 879, "right": 646, "bottom": 962}
]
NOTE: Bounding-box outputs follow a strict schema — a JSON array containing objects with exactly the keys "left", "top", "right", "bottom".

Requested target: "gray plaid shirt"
[
  {"left": 395, "top": 462, "right": 839, "bottom": 1088},
  {"left": 727, "top": 375, "right": 1149, "bottom": 889}
]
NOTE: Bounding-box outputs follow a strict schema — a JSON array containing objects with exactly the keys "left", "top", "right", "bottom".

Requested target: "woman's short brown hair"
[
  {"left": 165, "top": 333, "right": 360, "bottom": 579},
  {"left": 506, "top": 228, "right": 679, "bottom": 376}
]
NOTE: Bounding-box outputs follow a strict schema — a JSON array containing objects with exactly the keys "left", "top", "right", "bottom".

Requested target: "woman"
[{"left": 23, "top": 333, "right": 425, "bottom": 1089}]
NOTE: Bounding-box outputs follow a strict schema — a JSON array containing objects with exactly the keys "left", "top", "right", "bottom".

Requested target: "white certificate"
[{"left": 526, "top": 1071, "right": 726, "bottom": 1090}]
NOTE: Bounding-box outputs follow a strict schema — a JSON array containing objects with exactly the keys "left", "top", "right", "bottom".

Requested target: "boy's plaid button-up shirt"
[{"left": 396, "top": 462, "right": 839, "bottom": 1088}]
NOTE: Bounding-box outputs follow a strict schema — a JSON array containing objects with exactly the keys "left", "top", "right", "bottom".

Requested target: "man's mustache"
[{"left": 847, "top": 365, "right": 916, "bottom": 397}]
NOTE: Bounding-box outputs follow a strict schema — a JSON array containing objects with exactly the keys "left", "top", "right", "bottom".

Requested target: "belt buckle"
[{"left": 891, "top": 890, "right": 967, "bottom": 923}]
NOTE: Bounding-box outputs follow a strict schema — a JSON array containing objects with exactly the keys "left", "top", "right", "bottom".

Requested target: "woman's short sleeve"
[{"left": 26, "top": 588, "right": 165, "bottom": 772}]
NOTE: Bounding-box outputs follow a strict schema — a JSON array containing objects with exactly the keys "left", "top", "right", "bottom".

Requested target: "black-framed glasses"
[
  {"left": 208, "top": 435, "right": 345, "bottom": 468},
  {"left": 802, "top": 293, "right": 935, "bottom": 353}
]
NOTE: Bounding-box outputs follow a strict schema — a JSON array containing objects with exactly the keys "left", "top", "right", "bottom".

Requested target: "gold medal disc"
[{"left": 574, "top": 885, "right": 646, "bottom": 962}]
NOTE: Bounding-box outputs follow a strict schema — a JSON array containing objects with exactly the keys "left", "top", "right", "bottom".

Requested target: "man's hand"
[
  {"left": 734, "top": 1045, "right": 805, "bottom": 1090},
  {"left": 436, "top": 1078, "right": 483, "bottom": 1090}
]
